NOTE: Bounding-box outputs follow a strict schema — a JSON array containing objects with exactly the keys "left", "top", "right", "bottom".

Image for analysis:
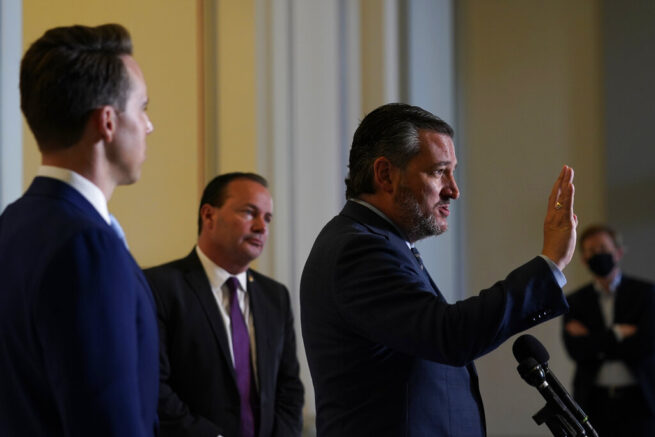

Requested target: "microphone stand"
[
  {"left": 532, "top": 401, "right": 583, "bottom": 437},
  {"left": 518, "top": 359, "right": 587, "bottom": 436}
]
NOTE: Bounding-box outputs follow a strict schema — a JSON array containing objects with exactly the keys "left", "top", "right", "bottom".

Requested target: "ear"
[
  {"left": 199, "top": 204, "right": 216, "bottom": 231},
  {"left": 372, "top": 157, "right": 398, "bottom": 194},
  {"left": 94, "top": 105, "right": 118, "bottom": 143}
]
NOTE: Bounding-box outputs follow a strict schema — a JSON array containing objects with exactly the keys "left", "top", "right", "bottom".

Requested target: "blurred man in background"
[{"left": 564, "top": 224, "right": 655, "bottom": 437}]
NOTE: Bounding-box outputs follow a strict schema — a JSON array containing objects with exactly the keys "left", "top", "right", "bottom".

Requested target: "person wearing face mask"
[{"left": 563, "top": 224, "right": 655, "bottom": 437}]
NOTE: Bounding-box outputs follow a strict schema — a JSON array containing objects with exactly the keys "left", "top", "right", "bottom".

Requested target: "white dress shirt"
[
  {"left": 195, "top": 246, "right": 258, "bottom": 387},
  {"left": 37, "top": 165, "right": 110, "bottom": 224}
]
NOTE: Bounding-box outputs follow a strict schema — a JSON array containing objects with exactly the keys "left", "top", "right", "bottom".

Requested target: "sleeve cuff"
[{"left": 538, "top": 254, "right": 567, "bottom": 288}]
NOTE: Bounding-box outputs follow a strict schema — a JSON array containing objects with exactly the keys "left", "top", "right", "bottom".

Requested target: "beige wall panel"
[
  {"left": 216, "top": 0, "right": 257, "bottom": 174},
  {"left": 458, "top": 0, "right": 604, "bottom": 435},
  {"left": 360, "top": 0, "right": 386, "bottom": 113},
  {"left": 22, "top": 0, "right": 201, "bottom": 268}
]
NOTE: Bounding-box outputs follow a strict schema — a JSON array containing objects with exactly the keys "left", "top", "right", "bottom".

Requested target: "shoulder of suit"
[
  {"left": 619, "top": 275, "right": 655, "bottom": 294},
  {"left": 142, "top": 251, "right": 196, "bottom": 278},
  {"left": 247, "top": 268, "right": 287, "bottom": 291},
  {"left": 338, "top": 210, "right": 396, "bottom": 241}
]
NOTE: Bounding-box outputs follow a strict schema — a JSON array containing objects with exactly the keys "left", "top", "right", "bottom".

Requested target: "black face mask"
[{"left": 587, "top": 253, "right": 615, "bottom": 277}]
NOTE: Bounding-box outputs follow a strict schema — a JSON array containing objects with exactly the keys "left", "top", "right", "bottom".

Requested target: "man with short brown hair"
[{"left": 0, "top": 23, "right": 157, "bottom": 436}]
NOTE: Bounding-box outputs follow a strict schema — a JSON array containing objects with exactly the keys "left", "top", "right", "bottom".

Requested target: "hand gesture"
[{"left": 541, "top": 165, "right": 578, "bottom": 271}]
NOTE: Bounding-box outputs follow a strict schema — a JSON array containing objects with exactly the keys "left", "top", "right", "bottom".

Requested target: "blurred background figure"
[{"left": 563, "top": 224, "right": 655, "bottom": 437}]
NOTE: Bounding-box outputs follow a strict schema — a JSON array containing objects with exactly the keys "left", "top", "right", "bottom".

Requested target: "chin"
[
  {"left": 122, "top": 173, "right": 141, "bottom": 186},
  {"left": 243, "top": 247, "right": 263, "bottom": 261},
  {"left": 435, "top": 216, "right": 448, "bottom": 231}
]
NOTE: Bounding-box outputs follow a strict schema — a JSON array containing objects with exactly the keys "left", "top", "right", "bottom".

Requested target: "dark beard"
[{"left": 394, "top": 184, "right": 444, "bottom": 242}]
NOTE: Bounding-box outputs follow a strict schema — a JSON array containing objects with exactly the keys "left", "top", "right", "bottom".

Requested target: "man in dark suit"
[
  {"left": 144, "top": 172, "right": 304, "bottom": 437},
  {"left": 563, "top": 224, "right": 655, "bottom": 436},
  {"left": 0, "top": 24, "right": 158, "bottom": 436},
  {"left": 301, "top": 103, "right": 578, "bottom": 436}
]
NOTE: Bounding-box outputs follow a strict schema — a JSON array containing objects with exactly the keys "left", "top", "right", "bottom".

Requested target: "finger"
[
  {"left": 559, "top": 167, "right": 575, "bottom": 217},
  {"left": 555, "top": 167, "right": 575, "bottom": 213},
  {"left": 549, "top": 165, "right": 567, "bottom": 205},
  {"left": 564, "top": 181, "right": 575, "bottom": 215}
]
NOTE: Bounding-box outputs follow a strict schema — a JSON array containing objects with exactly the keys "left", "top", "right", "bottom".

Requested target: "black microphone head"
[
  {"left": 516, "top": 357, "right": 547, "bottom": 387},
  {"left": 512, "top": 334, "right": 550, "bottom": 364}
]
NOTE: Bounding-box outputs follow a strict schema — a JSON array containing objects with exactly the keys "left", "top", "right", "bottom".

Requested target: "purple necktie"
[{"left": 226, "top": 277, "right": 255, "bottom": 437}]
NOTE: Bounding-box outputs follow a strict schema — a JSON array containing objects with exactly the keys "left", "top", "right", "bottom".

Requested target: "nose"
[
  {"left": 445, "top": 174, "right": 460, "bottom": 200},
  {"left": 252, "top": 215, "right": 268, "bottom": 234},
  {"left": 146, "top": 115, "right": 154, "bottom": 135}
]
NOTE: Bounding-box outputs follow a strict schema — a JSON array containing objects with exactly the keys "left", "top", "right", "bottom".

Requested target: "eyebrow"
[
  {"left": 431, "top": 160, "right": 457, "bottom": 169},
  {"left": 244, "top": 203, "right": 273, "bottom": 216}
]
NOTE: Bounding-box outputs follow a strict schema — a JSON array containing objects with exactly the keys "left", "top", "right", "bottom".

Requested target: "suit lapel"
[
  {"left": 584, "top": 287, "right": 606, "bottom": 328},
  {"left": 614, "top": 276, "right": 635, "bottom": 322},
  {"left": 421, "top": 267, "right": 446, "bottom": 302},
  {"left": 248, "top": 271, "right": 272, "bottom": 395},
  {"left": 342, "top": 200, "right": 446, "bottom": 301},
  {"left": 184, "top": 253, "right": 236, "bottom": 379}
]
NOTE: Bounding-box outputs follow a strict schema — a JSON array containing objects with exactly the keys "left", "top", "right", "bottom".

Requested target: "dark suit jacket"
[
  {"left": 144, "top": 250, "right": 304, "bottom": 437},
  {"left": 0, "top": 177, "right": 159, "bottom": 436},
  {"left": 563, "top": 275, "right": 655, "bottom": 413},
  {"left": 301, "top": 201, "right": 569, "bottom": 437}
]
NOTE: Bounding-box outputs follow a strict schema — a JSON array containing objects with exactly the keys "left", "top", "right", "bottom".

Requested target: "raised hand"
[{"left": 541, "top": 165, "right": 578, "bottom": 271}]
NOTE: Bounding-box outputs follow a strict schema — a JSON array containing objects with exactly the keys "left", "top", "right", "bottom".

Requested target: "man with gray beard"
[{"left": 300, "top": 103, "right": 578, "bottom": 437}]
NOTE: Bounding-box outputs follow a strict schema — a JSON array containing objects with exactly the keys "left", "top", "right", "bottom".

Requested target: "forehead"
[
  {"left": 412, "top": 130, "right": 457, "bottom": 167},
  {"left": 121, "top": 55, "right": 146, "bottom": 95},
  {"left": 224, "top": 179, "right": 272, "bottom": 205},
  {"left": 582, "top": 231, "right": 615, "bottom": 250}
]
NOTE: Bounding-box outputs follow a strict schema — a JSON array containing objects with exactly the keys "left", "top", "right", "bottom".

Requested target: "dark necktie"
[
  {"left": 226, "top": 277, "right": 255, "bottom": 437},
  {"left": 411, "top": 246, "right": 447, "bottom": 302},
  {"left": 411, "top": 246, "right": 425, "bottom": 270}
]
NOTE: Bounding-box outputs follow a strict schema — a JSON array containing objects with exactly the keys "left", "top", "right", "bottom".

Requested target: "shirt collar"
[
  {"left": 593, "top": 271, "right": 622, "bottom": 295},
  {"left": 195, "top": 246, "right": 248, "bottom": 292},
  {"left": 37, "top": 165, "right": 110, "bottom": 224},
  {"left": 350, "top": 198, "right": 413, "bottom": 249}
]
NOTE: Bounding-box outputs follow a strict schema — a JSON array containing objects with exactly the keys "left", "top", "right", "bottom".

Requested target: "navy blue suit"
[
  {"left": 301, "top": 201, "right": 568, "bottom": 436},
  {"left": 0, "top": 177, "right": 159, "bottom": 436}
]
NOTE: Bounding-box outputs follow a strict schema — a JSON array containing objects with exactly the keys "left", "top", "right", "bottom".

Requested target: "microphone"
[
  {"left": 513, "top": 335, "right": 598, "bottom": 437},
  {"left": 515, "top": 356, "right": 586, "bottom": 436}
]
